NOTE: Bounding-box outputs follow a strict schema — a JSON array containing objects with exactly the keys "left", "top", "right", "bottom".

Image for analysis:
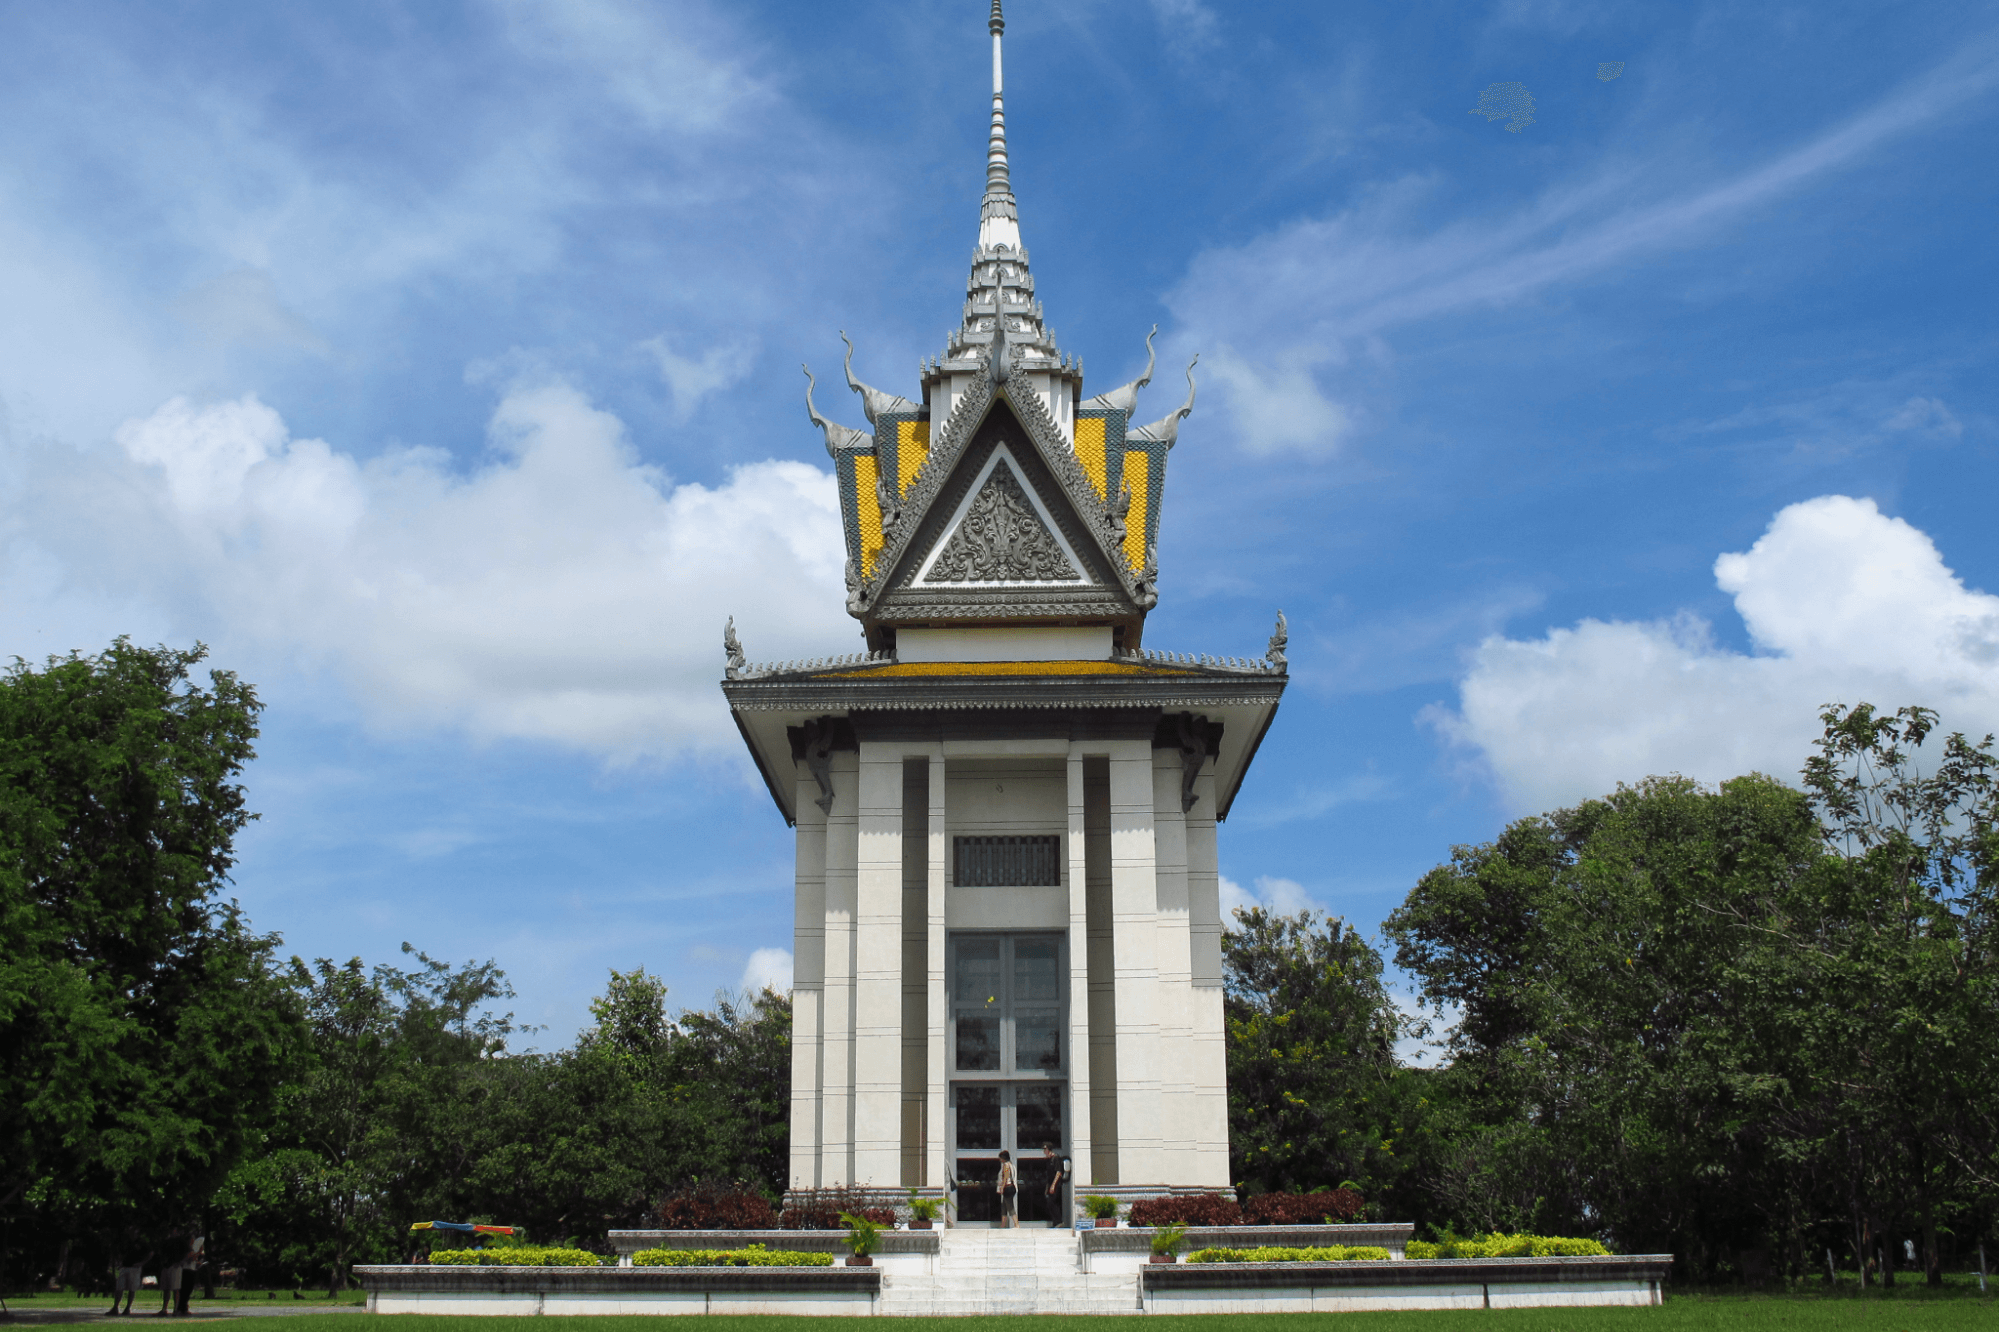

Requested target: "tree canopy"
[{"left": 0, "top": 641, "right": 301, "bottom": 1251}]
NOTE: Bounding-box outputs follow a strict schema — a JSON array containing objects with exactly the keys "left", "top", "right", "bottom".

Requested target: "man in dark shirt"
[{"left": 1042, "top": 1143, "right": 1072, "bottom": 1227}]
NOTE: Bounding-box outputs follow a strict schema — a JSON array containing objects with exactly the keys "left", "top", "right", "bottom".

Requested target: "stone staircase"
[{"left": 878, "top": 1227, "right": 1140, "bottom": 1316}]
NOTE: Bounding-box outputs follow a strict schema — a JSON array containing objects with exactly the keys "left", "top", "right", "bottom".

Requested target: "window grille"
[{"left": 954, "top": 835, "right": 1060, "bottom": 886}]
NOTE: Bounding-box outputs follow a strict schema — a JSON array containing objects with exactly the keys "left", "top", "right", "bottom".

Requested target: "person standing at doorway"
[
  {"left": 1042, "top": 1143, "right": 1071, "bottom": 1227},
  {"left": 997, "top": 1150, "right": 1018, "bottom": 1228}
]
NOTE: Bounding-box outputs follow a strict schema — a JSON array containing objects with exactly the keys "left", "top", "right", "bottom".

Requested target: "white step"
[{"left": 877, "top": 1229, "right": 1141, "bottom": 1315}]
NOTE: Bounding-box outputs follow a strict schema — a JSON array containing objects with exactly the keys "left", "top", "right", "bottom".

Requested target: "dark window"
[{"left": 955, "top": 835, "right": 1060, "bottom": 886}]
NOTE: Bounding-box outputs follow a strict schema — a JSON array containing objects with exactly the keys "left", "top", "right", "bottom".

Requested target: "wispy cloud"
[{"left": 1170, "top": 33, "right": 1999, "bottom": 448}]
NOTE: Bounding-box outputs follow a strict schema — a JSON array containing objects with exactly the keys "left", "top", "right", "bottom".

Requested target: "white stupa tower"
[{"left": 724, "top": 0, "right": 1287, "bottom": 1218}]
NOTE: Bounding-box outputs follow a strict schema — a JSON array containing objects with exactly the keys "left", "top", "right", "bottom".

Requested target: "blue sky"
[{"left": 4, "top": 0, "right": 1995, "bottom": 1050}]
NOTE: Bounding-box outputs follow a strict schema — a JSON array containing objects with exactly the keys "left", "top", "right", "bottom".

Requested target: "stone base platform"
[
  {"left": 358, "top": 1238, "right": 1674, "bottom": 1317},
  {"left": 353, "top": 1265, "right": 878, "bottom": 1318},
  {"left": 1142, "top": 1253, "right": 1672, "bottom": 1315}
]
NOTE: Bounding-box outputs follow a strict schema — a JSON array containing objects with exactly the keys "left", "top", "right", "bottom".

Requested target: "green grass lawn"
[{"left": 3, "top": 1280, "right": 1991, "bottom": 1331}]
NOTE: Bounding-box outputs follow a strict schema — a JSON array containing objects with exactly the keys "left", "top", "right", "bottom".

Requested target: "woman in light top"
[{"left": 997, "top": 1150, "right": 1018, "bottom": 1229}]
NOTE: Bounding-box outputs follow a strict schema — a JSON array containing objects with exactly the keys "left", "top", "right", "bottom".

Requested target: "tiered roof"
[{"left": 802, "top": 0, "right": 1199, "bottom": 656}]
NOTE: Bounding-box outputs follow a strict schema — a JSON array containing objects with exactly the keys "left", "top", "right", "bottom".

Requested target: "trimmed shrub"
[
  {"left": 1127, "top": 1193, "right": 1243, "bottom": 1228},
  {"left": 655, "top": 1179, "right": 779, "bottom": 1230},
  {"left": 632, "top": 1245, "right": 830, "bottom": 1268},
  {"left": 1241, "top": 1189, "right": 1365, "bottom": 1225},
  {"left": 779, "top": 1185, "right": 894, "bottom": 1230},
  {"left": 1187, "top": 1245, "right": 1390, "bottom": 1264},
  {"left": 1406, "top": 1233, "right": 1610, "bottom": 1259},
  {"left": 428, "top": 1247, "right": 602, "bottom": 1267}
]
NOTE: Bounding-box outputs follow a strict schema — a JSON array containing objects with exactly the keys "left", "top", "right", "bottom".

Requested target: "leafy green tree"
[
  {"left": 220, "top": 945, "right": 516, "bottom": 1294},
  {"left": 1223, "top": 907, "right": 1420, "bottom": 1206},
  {"left": 1385, "top": 704, "right": 1999, "bottom": 1280},
  {"left": 0, "top": 640, "right": 301, "bottom": 1276}
]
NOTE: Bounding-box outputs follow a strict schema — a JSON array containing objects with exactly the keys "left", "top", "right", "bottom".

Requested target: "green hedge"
[
  {"left": 427, "top": 1247, "right": 603, "bottom": 1267},
  {"left": 631, "top": 1245, "right": 831, "bottom": 1268},
  {"left": 1406, "top": 1233, "right": 1610, "bottom": 1259},
  {"left": 1186, "top": 1245, "right": 1392, "bottom": 1264}
]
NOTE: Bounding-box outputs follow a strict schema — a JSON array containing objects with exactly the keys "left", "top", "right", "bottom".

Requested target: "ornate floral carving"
[{"left": 925, "top": 465, "right": 1080, "bottom": 583}]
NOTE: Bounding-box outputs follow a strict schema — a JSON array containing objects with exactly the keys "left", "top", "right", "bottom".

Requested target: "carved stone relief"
[{"left": 924, "top": 464, "right": 1081, "bottom": 583}]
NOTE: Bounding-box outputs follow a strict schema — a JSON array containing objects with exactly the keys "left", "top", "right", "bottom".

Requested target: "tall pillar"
[
  {"left": 820, "top": 750, "right": 860, "bottom": 1183},
  {"left": 790, "top": 765, "right": 828, "bottom": 1189},
  {"left": 1151, "top": 747, "right": 1196, "bottom": 1185},
  {"left": 1107, "top": 740, "right": 1161, "bottom": 1183},
  {"left": 853, "top": 742, "right": 906, "bottom": 1186},
  {"left": 924, "top": 749, "right": 949, "bottom": 1191},
  {"left": 1063, "top": 749, "right": 1094, "bottom": 1193},
  {"left": 1082, "top": 757, "right": 1118, "bottom": 1182},
  {"left": 899, "top": 759, "right": 929, "bottom": 1187},
  {"left": 1185, "top": 757, "right": 1230, "bottom": 1185}
]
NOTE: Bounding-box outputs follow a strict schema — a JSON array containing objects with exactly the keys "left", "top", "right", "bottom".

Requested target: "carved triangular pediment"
[
  {"left": 916, "top": 449, "right": 1088, "bottom": 586},
  {"left": 860, "top": 389, "right": 1148, "bottom": 632}
]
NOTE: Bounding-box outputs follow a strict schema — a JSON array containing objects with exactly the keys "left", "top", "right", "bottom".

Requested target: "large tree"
[
  {"left": 1384, "top": 704, "right": 1999, "bottom": 1279},
  {"left": 0, "top": 641, "right": 301, "bottom": 1272},
  {"left": 1223, "top": 906, "right": 1421, "bottom": 1206}
]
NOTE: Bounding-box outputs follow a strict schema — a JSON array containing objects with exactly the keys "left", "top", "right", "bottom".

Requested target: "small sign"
[{"left": 1075, "top": 1219, "right": 1094, "bottom": 1231}]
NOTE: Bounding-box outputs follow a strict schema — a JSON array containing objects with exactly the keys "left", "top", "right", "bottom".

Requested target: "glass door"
[{"left": 947, "top": 934, "right": 1066, "bottom": 1225}]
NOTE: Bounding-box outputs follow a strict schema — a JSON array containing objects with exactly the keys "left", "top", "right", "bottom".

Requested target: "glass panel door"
[
  {"left": 950, "top": 1082, "right": 1065, "bottom": 1225},
  {"left": 947, "top": 934, "right": 1067, "bottom": 1225}
]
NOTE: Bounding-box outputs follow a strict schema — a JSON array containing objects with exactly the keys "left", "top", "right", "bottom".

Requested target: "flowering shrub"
[
  {"left": 655, "top": 1180, "right": 778, "bottom": 1230},
  {"left": 1127, "top": 1193, "right": 1243, "bottom": 1228},
  {"left": 1187, "top": 1245, "right": 1390, "bottom": 1264},
  {"left": 779, "top": 1185, "right": 894, "bottom": 1230},
  {"left": 1241, "top": 1189, "right": 1365, "bottom": 1225},
  {"left": 427, "top": 1247, "right": 602, "bottom": 1267},
  {"left": 1406, "top": 1234, "right": 1610, "bottom": 1259},
  {"left": 632, "top": 1245, "right": 830, "bottom": 1268}
]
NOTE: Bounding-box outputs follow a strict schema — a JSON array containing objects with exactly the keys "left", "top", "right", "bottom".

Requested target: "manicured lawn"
[{"left": 0, "top": 1287, "right": 1991, "bottom": 1327}]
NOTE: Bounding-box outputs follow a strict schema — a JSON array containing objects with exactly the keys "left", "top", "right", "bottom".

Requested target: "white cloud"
[
  {"left": 1882, "top": 395, "right": 1963, "bottom": 439},
  {"left": 644, "top": 335, "right": 759, "bottom": 421},
  {"left": 172, "top": 268, "right": 330, "bottom": 356},
  {"left": 1148, "top": 0, "right": 1220, "bottom": 57},
  {"left": 741, "top": 946, "right": 793, "bottom": 994},
  {"left": 1220, "top": 874, "right": 1324, "bottom": 921},
  {"left": 8, "top": 382, "right": 854, "bottom": 760},
  {"left": 1432, "top": 495, "right": 1999, "bottom": 814},
  {"left": 1202, "top": 346, "right": 1353, "bottom": 457}
]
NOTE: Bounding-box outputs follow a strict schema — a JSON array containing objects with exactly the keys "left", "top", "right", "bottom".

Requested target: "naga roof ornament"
[{"left": 815, "top": 0, "right": 1199, "bottom": 652}]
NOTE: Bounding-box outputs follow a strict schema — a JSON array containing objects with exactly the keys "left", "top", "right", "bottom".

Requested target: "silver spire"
[
  {"left": 980, "top": 0, "right": 1017, "bottom": 246},
  {"left": 929, "top": 0, "right": 1071, "bottom": 394}
]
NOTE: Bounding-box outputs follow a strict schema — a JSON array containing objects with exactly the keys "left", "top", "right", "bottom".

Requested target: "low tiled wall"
[
  {"left": 354, "top": 1264, "right": 880, "bottom": 1318},
  {"left": 1139, "top": 1254, "right": 1672, "bottom": 1314}
]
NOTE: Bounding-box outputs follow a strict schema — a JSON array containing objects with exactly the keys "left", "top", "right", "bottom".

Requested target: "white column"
[
  {"left": 790, "top": 764, "right": 828, "bottom": 1189},
  {"left": 925, "top": 749, "right": 949, "bottom": 1192},
  {"left": 1063, "top": 748, "right": 1094, "bottom": 1194},
  {"left": 820, "top": 750, "right": 860, "bottom": 1183},
  {"left": 1151, "top": 748, "right": 1196, "bottom": 1185},
  {"left": 1107, "top": 740, "right": 1161, "bottom": 1183},
  {"left": 1185, "top": 758, "right": 1230, "bottom": 1186},
  {"left": 854, "top": 742, "right": 906, "bottom": 1187}
]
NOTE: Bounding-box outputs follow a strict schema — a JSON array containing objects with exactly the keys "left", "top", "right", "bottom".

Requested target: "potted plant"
[
  {"left": 1149, "top": 1224, "right": 1187, "bottom": 1265},
  {"left": 840, "top": 1212, "right": 882, "bottom": 1267},
  {"left": 906, "top": 1192, "right": 941, "bottom": 1231},
  {"left": 1082, "top": 1196, "right": 1121, "bottom": 1228}
]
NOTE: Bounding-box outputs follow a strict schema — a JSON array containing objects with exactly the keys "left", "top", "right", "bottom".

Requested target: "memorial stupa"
[{"left": 723, "top": 0, "right": 1287, "bottom": 1221}]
